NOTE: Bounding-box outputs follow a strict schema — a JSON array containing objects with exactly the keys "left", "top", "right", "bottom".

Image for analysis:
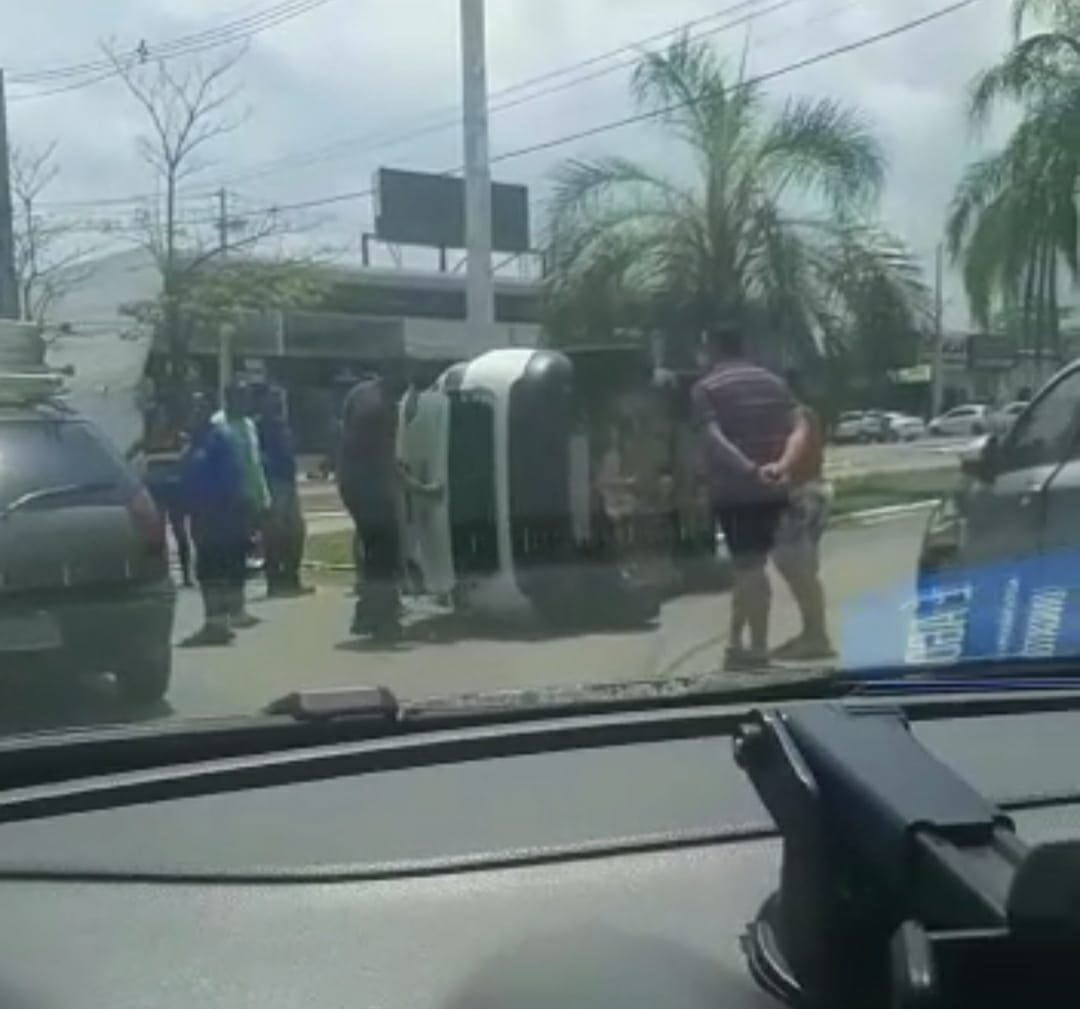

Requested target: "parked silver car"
[
  {"left": 927, "top": 403, "right": 990, "bottom": 437},
  {"left": 833, "top": 411, "right": 870, "bottom": 444},
  {"left": 883, "top": 411, "right": 927, "bottom": 441}
]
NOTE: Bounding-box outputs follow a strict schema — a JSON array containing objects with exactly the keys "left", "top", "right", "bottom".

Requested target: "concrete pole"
[
  {"left": 217, "top": 188, "right": 233, "bottom": 401},
  {"left": 0, "top": 71, "right": 20, "bottom": 320},
  {"left": 460, "top": 0, "right": 495, "bottom": 339}
]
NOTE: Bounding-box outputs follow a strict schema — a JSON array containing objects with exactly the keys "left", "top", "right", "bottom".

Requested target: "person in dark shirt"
[
  {"left": 691, "top": 324, "right": 797, "bottom": 671},
  {"left": 337, "top": 374, "right": 406, "bottom": 639},
  {"left": 180, "top": 392, "right": 248, "bottom": 647},
  {"left": 338, "top": 372, "right": 441, "bottom": 639},
  {"left": 257, "top": 386, "right": 313, "bottom": 598},
  {"left": 128, "top": 404, "right": 193, "bottom": 587}
]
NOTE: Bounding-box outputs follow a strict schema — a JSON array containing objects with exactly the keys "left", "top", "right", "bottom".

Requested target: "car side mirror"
[{"left": 961, "top": 433, "right": 998, "bottom": 481}]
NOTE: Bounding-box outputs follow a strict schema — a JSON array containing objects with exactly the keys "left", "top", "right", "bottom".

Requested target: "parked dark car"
[
  {"left": 0, "top": 400, "right": 176, "bottom": 702},
  {"left": 916, "top": 360, "right": 1080, "bottom": 661}
]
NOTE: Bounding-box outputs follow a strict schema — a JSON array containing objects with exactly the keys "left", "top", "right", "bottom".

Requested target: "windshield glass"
[{"left": 0, "top": 0, "right": 1072, "bottom": 737}]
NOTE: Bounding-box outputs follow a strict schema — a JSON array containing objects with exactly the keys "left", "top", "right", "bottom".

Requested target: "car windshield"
[{"left": 0, "top": 0, "right": 1076, "bottom": 741}]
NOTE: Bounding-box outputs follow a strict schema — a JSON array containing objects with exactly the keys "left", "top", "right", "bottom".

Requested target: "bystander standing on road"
[
  {"left": 596, "top": 421, "right": 637, "bottom": 553},
  {"left": 337, "top": 373, "right": 404, "bottom": 640},
  {"left": 213, "top": 384, "right": 270, "bottom": 627},
  {"left": 256, "top": 386, "right": 313, "bottom": 598},
  {"left": 691, "top": 324, "right": 797, "bottom": 671},
  {"left": 127, "top": 403, "right": 193, "bottom": 587},
  {"left": 763, "top": 374, "right": 836, "bottom": 660},
  {"left": 338, "top": 371, "right": 443, "bottom": 641},
  {"left": 180, "top": 393, "right": 249, "bottom": 647}
]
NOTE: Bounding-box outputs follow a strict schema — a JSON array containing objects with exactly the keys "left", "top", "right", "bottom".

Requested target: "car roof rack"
[{"left": 736, "top": 703, "right": 1080, "bottom": 1009}]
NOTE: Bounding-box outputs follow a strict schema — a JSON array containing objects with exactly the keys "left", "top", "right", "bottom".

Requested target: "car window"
[
  {"left": 1003, "top": 374, "right": 1080, "bottom": 470},
  {"left": 0, "top": 421, "right": 133, "bottom": 510}
]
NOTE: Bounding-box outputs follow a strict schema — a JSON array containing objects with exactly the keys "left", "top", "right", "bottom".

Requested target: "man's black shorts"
[
  {"left": 714, "top": 501, "right": 786, "bottom": 563},
  {"left": 194, "top": 536, "right": 248, "bottom": 587}
]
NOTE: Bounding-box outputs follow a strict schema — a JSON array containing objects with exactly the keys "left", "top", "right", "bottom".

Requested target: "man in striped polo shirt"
[{"left": 691, "top": 324, "right": 797, "bottom": 671}]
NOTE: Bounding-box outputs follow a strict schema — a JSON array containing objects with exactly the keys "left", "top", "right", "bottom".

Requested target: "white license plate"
[{"left": 0, "top": 612, "right": 62, "bottom": 652}]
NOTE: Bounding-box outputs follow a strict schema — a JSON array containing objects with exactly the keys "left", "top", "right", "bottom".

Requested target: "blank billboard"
[{"left": 374, "top": 168, "right": 530, "bottom": 254}]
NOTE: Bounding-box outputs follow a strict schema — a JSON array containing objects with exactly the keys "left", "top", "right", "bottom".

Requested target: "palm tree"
[
  {"left": 544, "top": 34, "right": 929, "bottom": 375},
  {"left": 947, "top": 0, "right": 1080, "bottom": 361}
]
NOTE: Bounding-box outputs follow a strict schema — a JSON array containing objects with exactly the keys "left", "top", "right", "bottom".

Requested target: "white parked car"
[
  {"left": 833, "top": 411, "right": 869, "bottom": 444},
  {"left": 883, "top": 412, "right": 927, "bottom": 441},
  {"left": 927, "top": 404, "right": 990, "bottom": 437}
]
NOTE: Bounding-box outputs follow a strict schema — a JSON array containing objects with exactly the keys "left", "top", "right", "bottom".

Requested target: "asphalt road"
[
  {"left": 169, "top": 509, "right": 928, "bottom": 711},
  {"left": 0, "top": 509, "right": 929, "bottom": 737}
]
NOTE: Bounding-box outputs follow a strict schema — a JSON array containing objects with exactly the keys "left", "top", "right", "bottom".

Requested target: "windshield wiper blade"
[
  {"left": 264, "top": 686, "right": 399, "bottom": 723},
  {"left": 401, "top": 669, "right": 852, "bottom": 727},
  {"left": 1, "top": 481, "right": 115, "bottom": 519}
]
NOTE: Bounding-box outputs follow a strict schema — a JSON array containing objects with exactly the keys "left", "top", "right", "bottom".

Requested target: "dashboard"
[{"left": 0, "top": 702, "right": 1076, "bottom": 1008}]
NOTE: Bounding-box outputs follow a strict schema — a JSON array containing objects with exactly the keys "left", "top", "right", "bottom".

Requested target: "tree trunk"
[
  {"left": 162, "top": 168, "right": 187, "bottom": 427},
  {"left": 1047, "top": 242, "right": 1061, "bottom": 365},
  {"left": 1023, "top": 247, "right": 1039, "bottom": 363}
]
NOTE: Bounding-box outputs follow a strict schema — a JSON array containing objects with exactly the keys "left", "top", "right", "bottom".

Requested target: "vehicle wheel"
[
  {"left": 114, "top": 641, "right": 172, "bottom": 705},
  {"left": 972, "top": 423, "right": 985, "bottom": 436}
]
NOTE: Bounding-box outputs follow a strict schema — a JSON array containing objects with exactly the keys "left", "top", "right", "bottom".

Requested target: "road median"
[
  {"left": 830, "top": 464, "right": 957, "bottom": 517},
  {"left": 304, "top": 464, "right": 958, "bottom": 572}
]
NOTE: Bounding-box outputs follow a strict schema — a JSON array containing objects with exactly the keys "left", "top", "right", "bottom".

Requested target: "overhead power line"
[
  {"left": 485, "top": 0, "right": 984, "bottom": 166},
  {"left": 158, "top": 0, "right": 983, "bottom": 227},
  {"left": 189, "top": 0, "right": 863, "bottom": 190},
  {"left": 219, "top": 0, "right": 794, "bottom": 185},
  {"left": 36, "top": 0, "right": 807, "bottom": 210},
  {"left": 32, "top": 0, "right": 980, "bottom": 232},
  {"left": 8, "top": 0, "right": 336, "bottom": 98}
]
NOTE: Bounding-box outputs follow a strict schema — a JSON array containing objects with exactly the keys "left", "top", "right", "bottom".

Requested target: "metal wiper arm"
[{"left": 1, "top": 481, "right": 115, "bottom": 519}]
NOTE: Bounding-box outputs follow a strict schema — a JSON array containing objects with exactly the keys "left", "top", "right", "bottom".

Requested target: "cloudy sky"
[{"left": 3, "top": 0, "right": 1018, "bottom": 325}]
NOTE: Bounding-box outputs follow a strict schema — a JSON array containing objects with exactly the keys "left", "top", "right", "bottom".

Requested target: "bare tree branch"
[
  {"left": 100, "top": 39, "right": 249, "bottom": 278},
  {"left": 11, "top": 142, "right": 102, "bottom": 325},
  {"left": 101, "top": 39, "right": 314, "bottom": 422}
]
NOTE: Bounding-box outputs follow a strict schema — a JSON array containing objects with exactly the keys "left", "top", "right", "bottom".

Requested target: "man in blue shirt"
[
  {"left": 256, "top": 385, "right": 312, "bottom": 598},
  {"left": 181, "top": 392, "right": 248, "bottom": 647}
]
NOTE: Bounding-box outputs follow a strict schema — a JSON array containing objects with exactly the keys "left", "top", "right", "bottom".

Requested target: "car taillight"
[{"left": 127, "top": 486, "right": 166, "bottom": 554}]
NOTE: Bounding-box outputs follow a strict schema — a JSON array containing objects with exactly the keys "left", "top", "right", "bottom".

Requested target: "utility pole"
[
  {"left": 217, "top": 187, "right": 229, "bottom": 255},
  {"left": 217, "top": 187, "right": 233, "bottom": 400},
  {"left": 930, "top": 242, "right": 945, "bottom": 419},
  {"left": 0, "top": 71, "right": 20, "bottom": 320},
  {"left": 460, "top": 0, "right": 495, "bottom": 340}
]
